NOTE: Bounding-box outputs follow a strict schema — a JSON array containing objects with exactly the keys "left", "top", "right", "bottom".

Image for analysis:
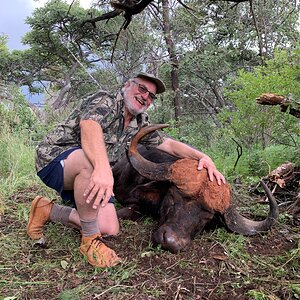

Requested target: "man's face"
[{"left": 123, "top": 78, "right": 157, "bottom": 116}]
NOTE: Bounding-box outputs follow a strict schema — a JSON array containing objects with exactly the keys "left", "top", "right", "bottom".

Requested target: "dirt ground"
[{"left": 0, "top": 187, "right": 299, "bottom": 300}]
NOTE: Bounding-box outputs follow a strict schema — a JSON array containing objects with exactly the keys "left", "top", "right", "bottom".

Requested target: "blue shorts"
[{"left": 37, "top": 147, "right": 115, "bottom": 207}]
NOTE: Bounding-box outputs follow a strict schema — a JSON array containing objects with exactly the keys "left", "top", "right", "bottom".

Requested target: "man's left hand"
[{"left": 197, "top": 157, "right": 226, "bottom": 185}]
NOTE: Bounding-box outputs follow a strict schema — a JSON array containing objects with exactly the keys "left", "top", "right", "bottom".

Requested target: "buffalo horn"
[
  {"left": 223, "top": 180, "right": 279, "bottom": 235},
  {"left": 128, "top": 124, "right": 173, "bottom": 181}
]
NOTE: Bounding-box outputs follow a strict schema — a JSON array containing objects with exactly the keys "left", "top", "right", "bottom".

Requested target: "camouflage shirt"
[{"left": 35, "top": 91, "right": 167, "bottom": 173}]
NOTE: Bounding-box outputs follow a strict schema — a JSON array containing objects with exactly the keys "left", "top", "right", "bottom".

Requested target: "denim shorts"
[{"left": 37, "top": 146, "right": 115, "bottom": 207}]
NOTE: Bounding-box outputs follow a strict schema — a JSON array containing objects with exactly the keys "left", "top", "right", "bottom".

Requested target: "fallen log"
[
  {"left": 256, "top": 93, "right": 300, "bottom": 118},
  {"left": 260, "top": 162, "right": 300, "bottom": 225}
]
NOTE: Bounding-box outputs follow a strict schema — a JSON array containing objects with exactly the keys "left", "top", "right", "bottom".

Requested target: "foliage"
[
  {"left": 213, "top": 45, "right": 300, "bottom": 177},
  {"left": 22, "top": 0, "right": 110, "bottom": 98},
  {"left": 0, "top": 84, "right": 40, "bottom": 134},
  {"left": 173, "top": 0, "right": 300, "bottom": 57},
  {"left": 165, "top": 0, "right": 300, "bottom": 125},
  {"left": 219, "top": 45, "right": 300, "bottom": 144},
  {"left": 247, "top": 144, "right": 300, "bottom": 176},
  {"left": 0, "top": 85, "right": 39, "bottom": 187},
  {"left": 1, "top": 0, "right": 299, "bottom": 120},
  {"left": 0, "top": 2, "right": 299, "bottom": 299},
  {"left": 23, "top": 0, "right": 105, "bottom": 59},
  {"left": 0, "top": 125, "right": 39, "bottom": 199},
  {"left": 0, "top": 1, "right": 120, "bottom": 104},
  {"left": 151, "top": 43, "right": 300, "bottom": 181}
]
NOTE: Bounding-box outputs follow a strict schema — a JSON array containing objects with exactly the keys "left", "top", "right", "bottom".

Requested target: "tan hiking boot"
[
  {"left": 27, "top": 196, "right": 53, "bottom": 240},
  {"left": 79, "top": 234, "right": 121, "bottom": 268}
]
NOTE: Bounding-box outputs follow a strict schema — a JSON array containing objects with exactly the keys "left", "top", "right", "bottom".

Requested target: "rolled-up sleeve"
[{"left": 80, "top": 92, "right": 115, "bottom": 126}]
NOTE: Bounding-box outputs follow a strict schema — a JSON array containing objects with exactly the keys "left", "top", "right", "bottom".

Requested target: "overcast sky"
[
  {"left": 1, "top": 0, "right": 91, "bottom": 50},
  {"left": 1, "top": 0, "right": 92, "bottom": 103}
]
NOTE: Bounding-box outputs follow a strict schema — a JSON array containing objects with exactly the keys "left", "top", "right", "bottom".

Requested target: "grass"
[
  {"left": 0, "top": 127, "right": 300, "bottom": 299},
  {"left": 1, "top": 209, "right": 299, "bottom": 299}
]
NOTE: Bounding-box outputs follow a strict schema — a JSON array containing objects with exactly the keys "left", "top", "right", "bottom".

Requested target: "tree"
[
  {"left": 162, "top": 0, "right": 299, "bottom": 124},
  {"left": 162, "top": 0, "right": 182, "bottom": 122},
  {"left": 1, "top": 0, "right": 299, "bottom": 121},
  {"left": 218, "top": 45, "right": 300, "bottom": 151},
  {"left": 1, "top": 0, "right": 168, "bottom": 110}
]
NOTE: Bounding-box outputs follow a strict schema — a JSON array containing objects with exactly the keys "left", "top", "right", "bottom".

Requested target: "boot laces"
[{"left": 88, "top": 236, "right": 114, "bottom": 251}]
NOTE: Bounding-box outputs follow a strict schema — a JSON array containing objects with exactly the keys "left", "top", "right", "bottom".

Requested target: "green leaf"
[{"left": 60, "top": 260, "right": 69, "bottom": 270}]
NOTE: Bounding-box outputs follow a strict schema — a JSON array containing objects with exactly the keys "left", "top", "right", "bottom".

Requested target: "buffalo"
[{"left": 113, "top": 124, "right": 278, "bottom": 253}]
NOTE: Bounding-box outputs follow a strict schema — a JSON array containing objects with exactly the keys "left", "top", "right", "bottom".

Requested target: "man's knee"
[
  {"left": 77, "top": 167, "right": 93, "bottom": 180},
  {"left": 64, "top": 149, "right": 93, "bottom": 182}
]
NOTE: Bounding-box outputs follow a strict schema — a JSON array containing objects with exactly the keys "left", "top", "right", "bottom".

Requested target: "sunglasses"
[{"left": 132, "top": 80, "right": 156, "bottom": 102}]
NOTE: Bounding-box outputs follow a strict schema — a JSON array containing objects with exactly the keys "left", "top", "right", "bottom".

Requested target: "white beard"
[{"left": 123, "top": 90, "right": 148, "bottom": 116}]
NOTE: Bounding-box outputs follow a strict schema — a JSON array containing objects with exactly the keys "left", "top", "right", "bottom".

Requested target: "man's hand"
[
  {"left": 80, "top": 119, "right": 115, "bottom": 209},
  {"left": 157, "top": 137, "right": 226, "bottom": 185},
  {"left": 197, "top": 156, "right": 226, "bottom": 185},
  {"left": 83, "top": 166, "right": 114, "bottom": 209}
]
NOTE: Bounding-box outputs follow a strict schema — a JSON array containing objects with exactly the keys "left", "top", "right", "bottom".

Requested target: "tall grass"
[{"left": 0, "top": 125, "right": 40, "bottom": 200}]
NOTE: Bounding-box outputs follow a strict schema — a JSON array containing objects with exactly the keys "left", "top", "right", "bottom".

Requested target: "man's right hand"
[
  {"left": 80, "top": 120, "right": 115, "bottom": 209},
  {"left": 83, "top": 166, "right": 114, "bottom": 209}
]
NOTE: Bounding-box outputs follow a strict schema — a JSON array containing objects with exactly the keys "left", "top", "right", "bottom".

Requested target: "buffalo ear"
[
  {"left": 131, "top": 181, "right": 170, "bottom": 217},
  {"left": 132, "top": 181, "right": 167, "bottom": 202}
]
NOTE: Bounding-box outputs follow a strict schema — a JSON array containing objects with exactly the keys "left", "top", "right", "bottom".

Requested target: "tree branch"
[{"left": 232, "top": 138, "right": 243, "bottom": 170}]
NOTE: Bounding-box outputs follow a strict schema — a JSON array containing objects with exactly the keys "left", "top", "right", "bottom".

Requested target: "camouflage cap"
[{"left": 135, "top": 72, "right": 166, "bottom": 94}]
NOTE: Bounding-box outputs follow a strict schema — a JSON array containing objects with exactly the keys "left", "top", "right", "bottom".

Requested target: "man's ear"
[
  {"left": 124, "top": 81, "right": 131, "bottom": 89},
  {"left": 121, "top": 81, "right": 131, "bottom": 93}
]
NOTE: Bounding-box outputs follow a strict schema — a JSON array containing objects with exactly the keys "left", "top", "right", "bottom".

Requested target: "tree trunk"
[
  {"left": 52, "top": 61, "right": 79, "bottom": 109},
  {"left": 161, "top": 0, "right": 181, "bottom": 122}
]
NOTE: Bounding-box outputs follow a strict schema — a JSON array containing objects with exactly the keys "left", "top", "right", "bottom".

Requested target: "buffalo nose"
[{"left": 152, "top": 227, "right": 190, "bottom": 254}]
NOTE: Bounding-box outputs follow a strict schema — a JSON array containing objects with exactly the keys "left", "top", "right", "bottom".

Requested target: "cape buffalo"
[{"left": 113, "top": 124, "right": 278, "bottom": 253}]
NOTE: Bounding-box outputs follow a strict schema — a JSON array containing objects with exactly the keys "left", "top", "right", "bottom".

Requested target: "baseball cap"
[{"left": 135, "top": 72, "right": 166, "bottom": 94}]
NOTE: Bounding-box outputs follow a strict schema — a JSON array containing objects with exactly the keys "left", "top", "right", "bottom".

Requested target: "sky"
[
  {"left": 1, "top": 0, "right": 93, "bottom": 104},
  {"left": 1, "top": 0, "right": 92, "bottom": 50}
]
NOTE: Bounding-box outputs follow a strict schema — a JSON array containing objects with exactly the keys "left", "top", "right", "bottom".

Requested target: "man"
[{"left": 27, "top": 72, "right": 225, "bottom": 268}]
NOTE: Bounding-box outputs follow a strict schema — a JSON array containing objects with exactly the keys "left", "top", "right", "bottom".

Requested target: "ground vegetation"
[{"left": 0, "top": 1, "right": 299, "bottom": 299}]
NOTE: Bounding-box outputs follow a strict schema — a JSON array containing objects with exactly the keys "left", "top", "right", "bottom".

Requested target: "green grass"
[
  {"left": 0, "top": 129, "right": 38, "bottom": 193},
  {"left": 0, "top": 124, "right": 299, "bottom": 299}
]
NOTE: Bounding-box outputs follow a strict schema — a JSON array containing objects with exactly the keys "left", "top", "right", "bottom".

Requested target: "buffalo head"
[{"left": 126, "top": 124, "right": 279, "bottom": 253}]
